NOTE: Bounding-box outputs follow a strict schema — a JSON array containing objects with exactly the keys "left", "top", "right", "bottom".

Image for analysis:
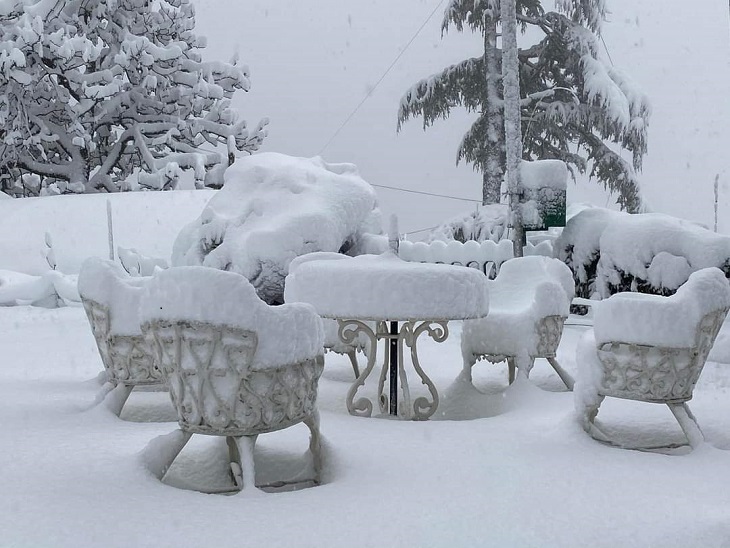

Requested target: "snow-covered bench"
[
  {"left": 575, "top": 268, "right": 730, "bottom": 450},
  {"left": 140, "top": 267, "right": 325, "bottom": 492},
  {"left": 78, "top": 257, "right": 161, "bottom": 417},
  {"left": 461, "top": 256, "right": 575, "bottom": 388}
]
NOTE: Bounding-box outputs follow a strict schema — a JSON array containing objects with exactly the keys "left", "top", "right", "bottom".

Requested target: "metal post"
[{"left": 389, "top": 320, "right": 398, "bottom": 416}]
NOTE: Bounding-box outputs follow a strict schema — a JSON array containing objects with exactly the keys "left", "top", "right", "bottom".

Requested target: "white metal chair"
[
  {"left": 78, "top": 257, "right": 161, "bottom": 417},
  {"left": 576, "top": 267, "right": 730, "bottom": 450},
  {"left": 461, "top": 256, "right": 575, "bottom": 389},
  {"left": 140, "top": 266, "right": 325, "bottom": 493}
]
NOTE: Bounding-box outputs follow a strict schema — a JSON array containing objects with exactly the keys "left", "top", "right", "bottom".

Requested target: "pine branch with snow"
[{"left": 397, "top": 0, "right": 651, "bottom": 213}]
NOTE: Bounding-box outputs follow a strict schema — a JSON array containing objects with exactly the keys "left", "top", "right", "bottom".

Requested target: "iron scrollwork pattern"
[
  {"left": 339, "top": 318, "right": 448, "bottom": 420},
  {"left": 144, "top": 319, "right": 323, "bottom": 436},
  {"left": 596, "top": 309, "right": 728, "bottom": 403},
  {"left": 82, "top": 298, "right": 160, "bottom": 386}
]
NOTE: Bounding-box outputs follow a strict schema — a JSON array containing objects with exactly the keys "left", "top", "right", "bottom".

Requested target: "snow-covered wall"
[{"left": 0, "top": 190, "right": 215, "bottom": 275}]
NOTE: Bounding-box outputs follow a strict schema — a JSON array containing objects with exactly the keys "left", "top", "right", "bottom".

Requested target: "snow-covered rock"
[
  {"left": 139, "top": 266, "right": 324, "bottom": 370},
  {"left": 172, "top": 153, "right": 383, "bottom": 304}
]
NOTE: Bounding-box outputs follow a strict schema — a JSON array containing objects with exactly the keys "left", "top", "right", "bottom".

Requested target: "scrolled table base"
[{"left": 339, "top": 319, "right": 448, "bottom": 420}]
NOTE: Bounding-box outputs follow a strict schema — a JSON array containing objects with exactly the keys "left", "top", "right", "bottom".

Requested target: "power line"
[
  {"left": 371, "top": 182, "right": 480, "bottom": 203},
  {"left": 317, "top": 0, "right": 446, "bottom": 156}
]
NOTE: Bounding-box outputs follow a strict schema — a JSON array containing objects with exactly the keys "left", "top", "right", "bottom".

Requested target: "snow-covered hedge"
[
  {"left": 554, "top": 207, "right": 730, "bottom": 300},
  {"left": 172, "top": 153, "right": 383, "bottom": 305}
]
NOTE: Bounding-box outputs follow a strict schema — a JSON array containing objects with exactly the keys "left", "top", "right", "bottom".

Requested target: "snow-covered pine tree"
[
  {"left": 398, "top": 0, "right": 650, "bottom": 214},
  {"left": 0, "top": 0, "right": 267, "bottom": 196}
]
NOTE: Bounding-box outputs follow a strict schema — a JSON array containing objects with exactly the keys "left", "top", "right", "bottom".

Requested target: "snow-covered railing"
[{"left": 398, "top": 239, "right": 552, "bottom": 279}]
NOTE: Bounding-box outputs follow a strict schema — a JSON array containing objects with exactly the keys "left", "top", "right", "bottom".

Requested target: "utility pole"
[{"left": 501, "top": 0, "right": 524, "bottom": 257}]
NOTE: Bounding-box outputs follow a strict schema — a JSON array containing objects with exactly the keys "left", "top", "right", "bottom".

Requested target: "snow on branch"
[
  {"left": 0, "top": 0, "right": 267, "bottom": 196},
  {"left": 398, "top": 57, "right": 487, "bottom": 130}
]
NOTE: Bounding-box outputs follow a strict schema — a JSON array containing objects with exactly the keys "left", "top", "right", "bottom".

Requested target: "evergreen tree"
[
  {"left": 398, "top": 0, "right": 650, "bottom": 213},
  {"left": 0, "top": 0, "right": 267, "bottom": 196}
]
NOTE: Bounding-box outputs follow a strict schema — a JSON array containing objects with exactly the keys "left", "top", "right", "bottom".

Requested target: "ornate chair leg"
[
  {"left": 227, "top": 436, "right": 243, "bottom": 489},
  {"left": 233, "top": 435, "right": 258, "bottom": 491},
  {"left": 303, "top": 410, "right": 322, "bottom": 484},
  {"left": 547, "top": 357, "right": 575, "bottom": 390},
  {"left": 140, "top": 429, "right": 193, "bottom": 481},
  {"left": 668, "top": 403, "right": 705, "bottom": 449},
  {"left": 346, "top": 350, "right": 360, "bottom": 378},
  {"left": 461, "top": 354, "right": 475, "bottom": 383},
  {"left": 104, "top": 383, "right": 134, "bottom": 417}
]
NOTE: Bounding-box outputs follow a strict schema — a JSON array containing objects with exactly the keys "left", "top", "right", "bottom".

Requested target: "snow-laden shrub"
[
  {"left": 429, "top": 204, "right": 508, "bottom": 243},
  {"left": 554, "top": 206, "right": 730, "bottom": 300},
  {"left": 596, "top": 213, "right": 730, "bottom": 297},
  {"left": 172, "top": 153, "right": 383, "bottom": 305},
  {"left": 553, "top": 207, "right": 626, "bottom": 299}
]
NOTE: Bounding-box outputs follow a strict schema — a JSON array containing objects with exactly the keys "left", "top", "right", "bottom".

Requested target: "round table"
[{"left": 285, "top": 252, "right": 490, "bottom": 420}]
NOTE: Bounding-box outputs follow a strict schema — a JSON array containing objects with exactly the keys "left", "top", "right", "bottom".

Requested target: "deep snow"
[{"left": 3, "top": 306, "right": 730, "bottom": 547}]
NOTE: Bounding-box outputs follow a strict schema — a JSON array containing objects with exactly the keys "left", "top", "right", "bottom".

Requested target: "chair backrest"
[
  {"left": 140, "top": 266, "right": 324, "bottom": 370},
  {"left": 594, "top": 267, "right": 730, "bottom": 349},
  {"left": 78, "top": 257, "right": 147, "bottom": 336}
]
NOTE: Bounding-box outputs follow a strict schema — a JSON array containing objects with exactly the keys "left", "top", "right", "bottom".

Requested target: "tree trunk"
[
  {"left": 483, "top": 13, "right": 503, "bottom": 205},
  {"left": 501, "top": 0, "right": 524, "bottom": 257}
]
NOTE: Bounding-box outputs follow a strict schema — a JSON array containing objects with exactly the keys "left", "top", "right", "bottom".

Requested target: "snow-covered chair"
[
  {"left": 140, "top": 267, "right": 325, "bottom": 493},
  {"left": 285, "top": 252, "right": 367, "bottom": 378},
  {"left": 461, "top": 256, "right": 575, "bottom": 388},
  {"left": 78, "top": 257, "right": 161, "bottom": 417},
  {"left": 576, "top": 268, "right": 730, "bottom": 450}
]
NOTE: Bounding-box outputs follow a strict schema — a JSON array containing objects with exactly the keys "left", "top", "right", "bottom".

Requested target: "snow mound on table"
[
  {"left": 593, "top": 267, "right": 730, "bottom": 348},
  {"left": 286, "top": 252, "right": 372, "bottom": 352},
  {"left": 171, "top": 153, "right": 382, "bottom": 305},
  {"left": 77, "top": 257, "right": 147, "bottom": 336},
  {"left": 461, "top": 256, "right": 574, "bottom": 358},
  {"left": 139, "top": 266, "right": 324, "bottom": 369},
  {"left": 285, "top": 252, "right": 489, "bottom": 321}
]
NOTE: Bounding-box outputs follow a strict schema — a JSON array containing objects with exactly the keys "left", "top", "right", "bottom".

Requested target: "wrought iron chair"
[
  {"left": 461, "top": 256, "right": 575, "bottom": 389},
  {"left": 576, "top": 267, "right": 730, "bottom": 450},
  {"left": 78, "top": 257, "right": 161, "bottom": 417},
  {"left": 140, "top": 266, "right": 325, "bottom": 493}
]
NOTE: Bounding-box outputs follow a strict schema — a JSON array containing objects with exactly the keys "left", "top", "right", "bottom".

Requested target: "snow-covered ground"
[{"left": 3, "top": 306, "right": 730, "bottom": 547}]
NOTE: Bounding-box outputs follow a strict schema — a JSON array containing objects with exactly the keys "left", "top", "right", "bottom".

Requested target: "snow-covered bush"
[
  {"left": 0, "top": 0, "right": 267, "bottom": 196},
  {"left": 555, "top": 207, "right": 730, "bottom": 300},
  {"left": 596, "top": 213, "right": 730, "bottom": 297},
  {"left": 172, "top": 153, "right": 383, "bottom": 305},
  {"left": 554, "top": 207, "right": 626, "bottom": 299},
  {"left": 429, "top": 204, "right": 509, "bottom": 243}
]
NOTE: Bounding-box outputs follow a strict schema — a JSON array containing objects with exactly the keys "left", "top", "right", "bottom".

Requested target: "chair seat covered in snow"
[
  {"left": 78, "top": 257, "right": 161, "bottom": 417},
  {"left": 575, "top": 267, "right": 730, "bottom": 450},
  {"left": 461, "top": 255, "right": 575, "bottom": 389},
  {"left": 140, "top": 266, "right": 325, "bottom": 493}
]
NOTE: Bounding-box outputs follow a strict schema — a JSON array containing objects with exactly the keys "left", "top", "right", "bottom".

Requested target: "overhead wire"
[{"left": 317, "top": 0, "right": 446, "bottom": 156}]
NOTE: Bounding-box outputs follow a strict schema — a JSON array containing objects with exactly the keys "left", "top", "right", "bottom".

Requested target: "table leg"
[
  {"left": 401, "top": 320, "right": 449, "bottom": 420},
  {"left": 389, "top": 320, "right": 398, "bottom": 416},
  {"left": 339, "top": 319, "right": 449, "bottom": 420},
  {"left": 340, "top": 320, "right": 379, "bottom": 417}
]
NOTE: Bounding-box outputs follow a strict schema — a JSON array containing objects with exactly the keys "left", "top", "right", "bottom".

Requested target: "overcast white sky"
[{"left": 195, "top": 0, "right": 730, "bottom": 236}]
